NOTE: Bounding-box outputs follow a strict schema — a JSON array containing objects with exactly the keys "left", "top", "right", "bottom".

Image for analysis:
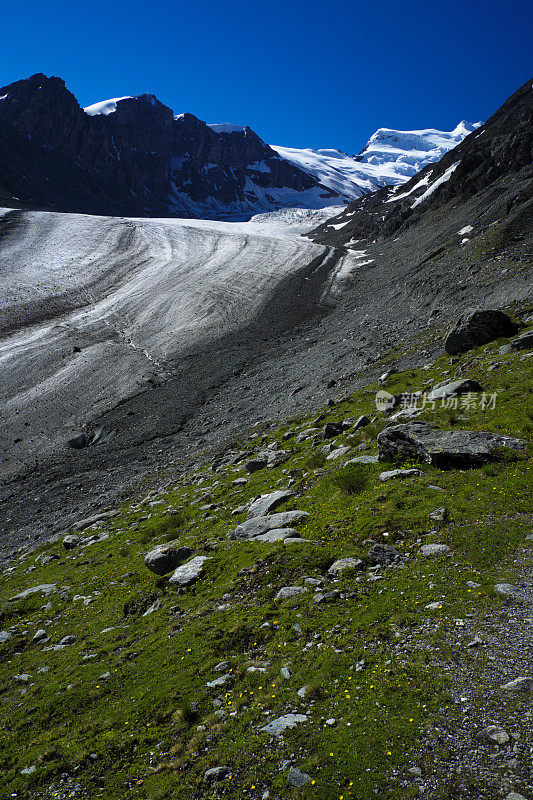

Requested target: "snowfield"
[
  {"left": 358, "top": 122, "right": 481, "bottom": 172},
  {"left": 271, "top": 121, "right": 480, "bottom": 202},
  {"left": 83, "top": 96, "right": 133, "bottom": 116},
  {"left": 411, "top": 161, "right": 460, "bottom": 208}
]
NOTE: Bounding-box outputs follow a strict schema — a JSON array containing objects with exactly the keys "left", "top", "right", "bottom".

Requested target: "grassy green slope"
[{"left": 1, "top": 331, "right": 532, "bottom": 800}]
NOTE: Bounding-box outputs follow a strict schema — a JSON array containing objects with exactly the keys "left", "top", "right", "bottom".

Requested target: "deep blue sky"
[{"left": 2, "top": 0, "right": 531, "bottom": 152}]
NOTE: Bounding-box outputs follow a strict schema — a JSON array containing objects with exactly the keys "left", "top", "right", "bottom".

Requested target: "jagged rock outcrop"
[{"left": 0, "top": 74, "right": 337, "bottom": 219}]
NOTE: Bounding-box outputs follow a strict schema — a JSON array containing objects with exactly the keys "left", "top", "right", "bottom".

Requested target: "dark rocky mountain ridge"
[{"left": 0, "top": 73, "right": 337, "bottom": 219}]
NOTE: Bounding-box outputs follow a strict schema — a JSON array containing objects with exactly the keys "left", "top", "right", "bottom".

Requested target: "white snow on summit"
[
  {"left": 359, "top": 122, "right": 481, "bottom": 175},
  {"left": 84, "top": 97, "right": 133, "bottom": 116},
  {"left": 271, "top": 121, "right": 481, "bottom": 202},
  {"left": 269, "top": 145, "right": 383, "bottom": 201}
]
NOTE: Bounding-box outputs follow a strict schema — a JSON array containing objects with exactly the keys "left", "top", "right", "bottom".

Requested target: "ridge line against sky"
[{"left": 2, "top": 0, "right": 531, "bottom": 153}]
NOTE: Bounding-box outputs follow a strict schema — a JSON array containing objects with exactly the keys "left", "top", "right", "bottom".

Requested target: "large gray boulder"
[
  {"left": 229, "top": 510, "right": 309, "bottom": 540},
  {"left": 144, "top": 542, "right": 193, "bottom": 576},
  {"left": 444, "top": 309, "right": 517, "bottom": 355},
  {"left": 377, "top": 422, "right": 527, "bottom": 469},
  {"left": 254, "top": 528, "right": 299, "bottom": 543},
  {"left": 9, "top": 584, "right": 56, "bottom": 602},
  {"left": 427, "top": 379, "right": 483, "bottom": 401},
  {"left": 247, "top": 490, "right": 293, "bottom": 519},
  {"left": 169, "top": 556, "right": 210, "bottom": 586}
]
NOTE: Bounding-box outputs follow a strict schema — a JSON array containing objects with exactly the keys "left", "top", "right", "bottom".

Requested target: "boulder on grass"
[
  {"left": 377, "top": 422, "right": 527, "bottom": 469},
  {"left": 327, "top": 557, "right": 365, "bottom": 577},
  {"left": 144, "top": 542, "right": 193, "bottom": 576},
  {"left": 247, "top": 490, "right": 293, "bottom": 519},
  {"left": 229, "top": 511, "right": 309, "bottom": 540},
  {"left": 62, "top": 535, "right": 81, "bottom": 550},
  {"left": 168, "top": 556, "right": 210, "bottom": 586},
  {"left": 427, "top": 379, "right": 483, "bottom": 401},
  {"left": 444, "top": 309, "right": 517, "bottom": 355}
]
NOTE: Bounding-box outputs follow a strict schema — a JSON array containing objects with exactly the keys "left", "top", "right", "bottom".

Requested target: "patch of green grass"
[
  {"left": 332, "top": 464, "right": 369, "bottom": 495},
  {"left": 0, "top": 331, "right": 532, "bottom": 799},
  {"left": 307, "top": 451, "right": 327, "bottom": 470}
]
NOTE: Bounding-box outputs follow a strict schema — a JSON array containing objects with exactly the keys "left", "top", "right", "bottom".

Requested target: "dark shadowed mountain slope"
[
  {"left": 310, "top": 79, "right": 533, "bottom": 248},
  {"left": 0, "top": 74, "right": 338, "bottom": 219}
]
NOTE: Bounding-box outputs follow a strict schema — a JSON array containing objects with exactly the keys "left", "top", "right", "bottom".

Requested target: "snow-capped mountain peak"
[
  {"left": 357, "top": 122, "right": 482, "bottom": 170},
  {"left": 0, "top": 73, "right": 484, "bottom": 221},
  {"left": 270, "top": 121, "right": 480, "bottom": 203}
]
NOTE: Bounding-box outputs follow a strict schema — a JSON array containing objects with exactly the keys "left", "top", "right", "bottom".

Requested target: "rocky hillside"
[
  {"left": 310, "top": 79, "right": 532, "bottom": 247},
  {"left": 1, "top": 313, "right": 532, "bottom": 800}
]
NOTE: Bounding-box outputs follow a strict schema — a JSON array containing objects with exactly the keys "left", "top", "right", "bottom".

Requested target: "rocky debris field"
[{"left": 0, "top": 319, "right": 532, "bottom": 799}]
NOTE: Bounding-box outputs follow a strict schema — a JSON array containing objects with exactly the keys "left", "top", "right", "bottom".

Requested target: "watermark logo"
[
  {"left": 375, "top": 390, "right": 498, "bottom": 412},
  {"left": 375, "top": 390, "right": 396, "bottom": 412}
]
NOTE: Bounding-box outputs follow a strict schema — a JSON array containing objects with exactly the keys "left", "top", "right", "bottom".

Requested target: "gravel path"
[{"left": 391, "top": 546, "right": 533, "bottom": 799}]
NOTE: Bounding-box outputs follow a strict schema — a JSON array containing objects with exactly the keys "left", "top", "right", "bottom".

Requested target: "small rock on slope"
[
  {"left": 327, "top": 557, "right": 365, "bottom": 576},
  {"left": 419, "top": 544, "right": 450, "bottom": 556},
  {"left": 259, "top": 713, "right": 308, "bottom": 736},
  {"left": 169, "top": 556, "right": 210, "bottom": 586},
  {"left": 379, "top": 468, "right": 421, "bottom": 481},
  {"left": 247, "top": 490, "right": 293, "bottom": 519},
  {"left": 427, "top": 379, "right": 483, "bottom": 401},
  {"left": 275, "top": 586, "right": 308, "bottom": 601},
  {"left": 500, "top": 677, "right": 533, "bottom": 693},
  {"left": 144, "top": 542, "right": 193, "bottom": 575},
  {"left": 288, "top": 767, "right": 312, "bottom": 787}
]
